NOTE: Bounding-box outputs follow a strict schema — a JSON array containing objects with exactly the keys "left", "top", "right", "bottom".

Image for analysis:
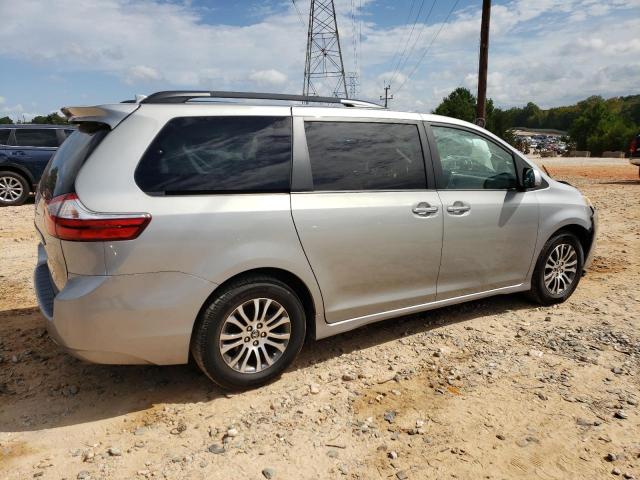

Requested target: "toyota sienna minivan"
[{"left": 34, "top": 91, "right": 597, "bottom": 389}]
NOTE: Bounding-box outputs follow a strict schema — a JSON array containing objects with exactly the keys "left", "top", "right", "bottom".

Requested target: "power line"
[
  {"left": 395, "top": 0, "right": 461, "bottom": 94},
  {"left": 390, "top": 0, "right": 437, "bottom": 86},
  {"left": 351, "top": 0, "right": 358, "bottom": 73},
  {"left": 386, "top": 0, "right": 417, "bottom": 79},
  {"left": 350, "top": 0, "right": 360, "bottom": 96},
  {"left": 359, "top": 0, "right": 363, "bottom": 75},
  {"left": 388, "top": 0, "right": 425, "bottom": 85},
  {"left": 291, "top": 0, "right": 307, "bottom": 28}
]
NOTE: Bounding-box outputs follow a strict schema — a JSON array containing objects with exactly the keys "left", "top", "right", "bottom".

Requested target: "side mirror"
[{"left": 522, "top": 167, "right": 542, "bottom": 189}]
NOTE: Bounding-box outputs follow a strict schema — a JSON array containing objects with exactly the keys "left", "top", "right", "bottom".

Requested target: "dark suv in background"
[{"left": 0, "top": 124, "right": 74, "bottom": 206}]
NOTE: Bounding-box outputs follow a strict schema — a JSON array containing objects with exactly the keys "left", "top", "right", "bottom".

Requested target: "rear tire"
[
  {"left": 0, "top": 172, "right": 29, "bottom": 206},
  {"left": 528, "top": 232, "right": 583, "bottom": 306},
  {"left": 191, "top": 275, "right": 306, "bottom": 390}
]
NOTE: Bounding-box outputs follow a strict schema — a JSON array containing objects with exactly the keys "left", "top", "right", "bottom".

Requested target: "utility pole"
[
  {"left": 475, "top": 0, "right": 491, "bottom": 127},
  {"left": 380, "top": 84, "right": 393, "bottom": 108},
  {"left": 303, "top": 0, "right": 348, "bottom": 98}
]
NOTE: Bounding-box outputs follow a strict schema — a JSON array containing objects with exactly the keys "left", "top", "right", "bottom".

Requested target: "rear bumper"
[{"left": 34, "top": 243, "right": 215, "bottom": 365}]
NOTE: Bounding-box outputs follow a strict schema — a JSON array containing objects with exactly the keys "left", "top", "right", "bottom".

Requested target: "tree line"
[
  {"left": 0, "top": 112, "right": 68, "bottom": 125},
  {"left": 433, "top": 88, "right": 639, "bottom": 154}
]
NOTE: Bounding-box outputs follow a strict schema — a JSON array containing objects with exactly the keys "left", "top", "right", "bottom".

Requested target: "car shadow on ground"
[
  {"left": 0, "top": 294, "right": 534, "bottom": 433},
  {"left": 598, "top": 180, "right": 640, "bottom": 185}
]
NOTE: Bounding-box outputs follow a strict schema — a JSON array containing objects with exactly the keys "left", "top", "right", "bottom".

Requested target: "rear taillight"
[
  {"left": 631, "top": 139, "right": 637, "bottom": 154},
  {"left": 44, "top": 193, "right": 151, "bottom": 242}
]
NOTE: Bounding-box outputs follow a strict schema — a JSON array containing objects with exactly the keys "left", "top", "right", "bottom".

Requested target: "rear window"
[
  {"left": 39, "top": 124, "right": 108, "bottom": 199},
  {"left": 0, "top": 129, "right": 10, "bottom": 145},
  {"left": 14, "top": 128, "right": 59, "bottom": 148},
  {"left": 135, "top": 116, "right": 292, "bottom": 195}
]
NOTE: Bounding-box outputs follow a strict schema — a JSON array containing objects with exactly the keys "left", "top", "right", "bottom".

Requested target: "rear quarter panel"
[{"left": 74, "top": 104, "right": 324, "bottom": 326}]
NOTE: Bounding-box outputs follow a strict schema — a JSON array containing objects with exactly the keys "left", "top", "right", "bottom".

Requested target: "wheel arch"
[
  {"left": 190, "top": 267, "right": 318, "bottom": 350},
  {"left": 547, "top": 223, "right": 593, "bottom": 262},
  {"left": 0, "top": 163, "right": 36, "bottom": 189}
]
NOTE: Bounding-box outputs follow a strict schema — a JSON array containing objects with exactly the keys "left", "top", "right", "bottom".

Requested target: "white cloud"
[
  {"left": 126, "top": 65, "right": 162, "bottom": 84},
  {"left": 248, "top": 69, "right": 288, "bottom": 86},
  {"left": 0, "top": 101, "right": 41, "bottom": 122},
  {"left": 0, "top": 0, "right": 637, "bottom": 114}
]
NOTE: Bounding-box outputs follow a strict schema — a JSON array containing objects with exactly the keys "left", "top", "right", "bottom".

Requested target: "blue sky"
[{"left": 0, "top": 0, "right": 639, "bottom": 120}]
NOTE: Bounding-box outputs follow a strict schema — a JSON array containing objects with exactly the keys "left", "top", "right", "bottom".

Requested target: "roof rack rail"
[{"left": 139, "top": 90, "right": 384, "bottom": 108}]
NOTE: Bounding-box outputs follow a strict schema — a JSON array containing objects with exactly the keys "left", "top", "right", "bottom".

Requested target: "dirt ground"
[{"left": 0, "top": 157, "right": 638, "bottom": 480}]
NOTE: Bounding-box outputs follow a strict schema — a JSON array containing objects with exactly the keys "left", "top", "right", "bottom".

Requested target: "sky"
[{"left": 0, "top": 0, "right": 639, "bottom": 120}]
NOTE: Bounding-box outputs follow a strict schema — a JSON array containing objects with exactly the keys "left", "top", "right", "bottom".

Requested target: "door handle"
[
  {"left": 446, "top": 204, "right": 471, "bottom": 214},
  {"left": 412, "top": 203, "right": 439, "bottom": 216}
]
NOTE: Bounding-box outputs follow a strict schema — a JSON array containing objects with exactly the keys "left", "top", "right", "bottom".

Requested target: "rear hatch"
[
  {"left": 34, "top": 124, "right": 110, "bottom": 290},
  {"left": 34, "top": 102, "right": 139, "bottom": 291}
]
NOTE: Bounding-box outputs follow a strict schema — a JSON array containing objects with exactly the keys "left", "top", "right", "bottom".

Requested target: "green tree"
[
  {"left": 30, "top": 112, "right": 68, "bottom": 124},
  {"left": 569, "top": 96, "right": 636, "bottom": 154},
  {"left": 587, "top": 116, "right": 635, "bottom": 154},
  {"left": 0, "top": 116, "right": 12, "bottom": 124},
  {"left": 433, "top": 88, "right": 510, "bottom": 139},
  {"left": 433, "top": 87, "right": 476, "bottom": 123},
  {"left": 569, "top": 97, "right": 608, "bottom": 150},
  {"left": 432, "top": 88, "right": 638, "bottom": 153}
]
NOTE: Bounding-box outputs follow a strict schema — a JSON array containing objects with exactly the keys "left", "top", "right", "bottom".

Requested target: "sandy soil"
[{"left": 0, "top": 158, "right": 638, "bottom": 480}]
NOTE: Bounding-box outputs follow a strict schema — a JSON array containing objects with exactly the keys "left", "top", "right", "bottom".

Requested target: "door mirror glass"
[{"left": 523, "top": 167, "right": 542, "bottom": 189}]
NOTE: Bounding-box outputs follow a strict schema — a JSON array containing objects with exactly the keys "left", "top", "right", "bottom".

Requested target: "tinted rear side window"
[
  {"left": 0, "top": 129, "right": 11, "bottom": 145},
  {"left": 39, "top": 124, "right": 108, "bottom": 199},
  {"left": 135, "top": 116, "right": 292, "bottom": 194},
  {"left": 303, "top": 122, "right": 427, "bottom": 191},
  {"left": 14, "top": 129, "right": 59, "bottom": 147}
]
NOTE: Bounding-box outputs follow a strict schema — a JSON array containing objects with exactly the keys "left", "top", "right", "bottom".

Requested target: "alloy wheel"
[
  {"left": 543, "top": 243, "right": 578, "bottom": 295},
  {"left": 219, "top": 298, "right": 291, "bottom": 374},
  {"left": 0, "top": 176, "right": 24, "bottom": 203}
]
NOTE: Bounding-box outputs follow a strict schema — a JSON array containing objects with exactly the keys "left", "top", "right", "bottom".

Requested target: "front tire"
[
  {"left": 191, "top": 276, "right": 306, "bottom": 390},
  {"left": 528, "top": 232, "right": 584, "bottom": 306},
  {"left": 0, "top": 172, "right": 29, "bottom": 206}
]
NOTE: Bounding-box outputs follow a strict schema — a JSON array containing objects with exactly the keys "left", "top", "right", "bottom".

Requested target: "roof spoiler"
[{"left": 60, "top": 104, "right": 140, "bottom": 129}]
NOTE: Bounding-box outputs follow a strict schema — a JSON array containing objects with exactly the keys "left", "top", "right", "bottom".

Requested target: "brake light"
[
  {"left": 44, "top": 193, "right": 151, "bottom": 241},
  {"left": 631, "top": 139, "right": 637, "bottom": 153}
]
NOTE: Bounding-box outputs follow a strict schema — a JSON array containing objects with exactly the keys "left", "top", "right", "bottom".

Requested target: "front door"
[
  {"left": 291, "top": 118, "right": 443, "bottom": 323},
  {"left": 428, "top": 123, "right": 539, "bottom": 300}
]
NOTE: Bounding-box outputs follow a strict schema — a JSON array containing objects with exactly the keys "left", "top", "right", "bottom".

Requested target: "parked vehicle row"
[
  {"left": 0, "top": 125, "right": 75, "bottom": 206},
  {"left": 33, "top": 91, "right": 597, "bottom": 389}
]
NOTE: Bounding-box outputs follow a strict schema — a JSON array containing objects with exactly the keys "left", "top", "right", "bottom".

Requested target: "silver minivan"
[{"left": 33, "top": 91, "right": 597, "bottom": 389}]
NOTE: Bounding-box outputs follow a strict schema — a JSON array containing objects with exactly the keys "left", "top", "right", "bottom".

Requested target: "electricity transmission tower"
[
  {"left": 346, "top": 72, "right": 359, "bottom": 98},
  {"left": 303, "top": 0, "right": 348, "bottom": 98}
]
